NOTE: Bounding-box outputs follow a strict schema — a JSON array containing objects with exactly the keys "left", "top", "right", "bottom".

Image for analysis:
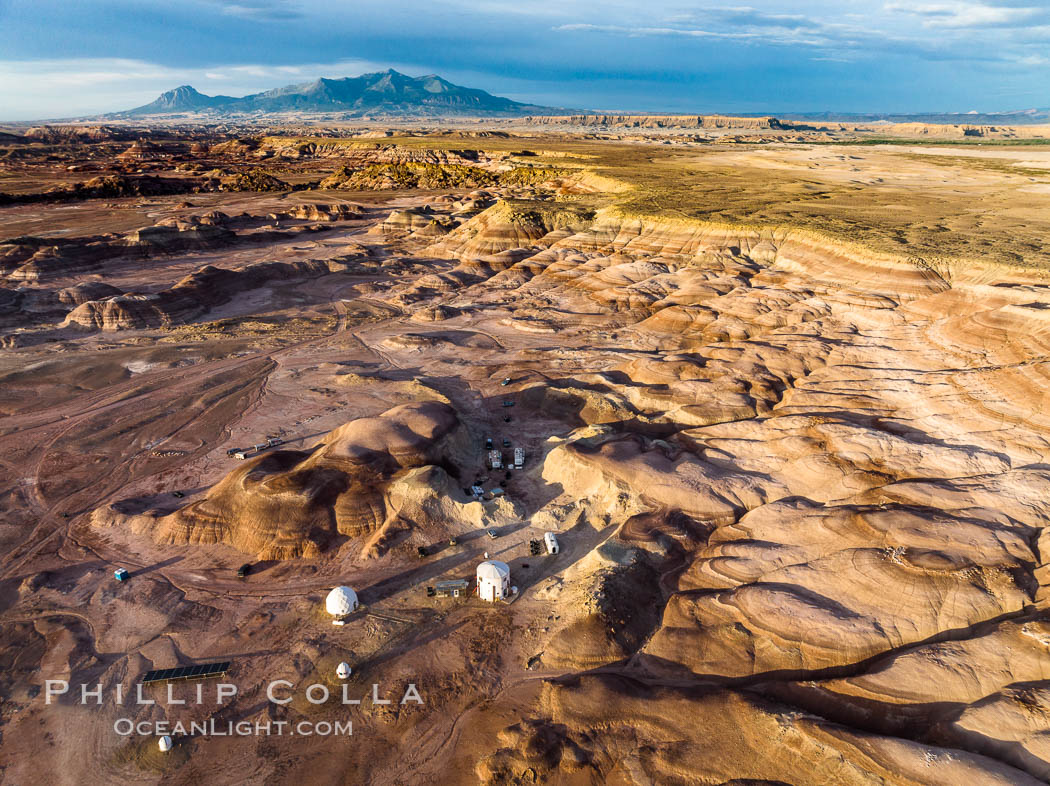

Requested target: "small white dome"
[
  {"left": 336, "top": 661, "right": 352, "bottom": 679},
  {"left": 476, "top": 560, "right": 510, "bottom": 581},
  {"left": 158, "top": 735, "right": 173, "bottom": 752},
  {"left": 326, "top": 586, "right": 358, "bottom": 617}
]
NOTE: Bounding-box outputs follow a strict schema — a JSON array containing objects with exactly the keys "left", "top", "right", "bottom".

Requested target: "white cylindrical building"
[
  {"left": 476, "top": 560, "right": 511, "bottom": 602},
  {"left": 336, "top": 661, "right": 352, "bottom": 680},
  {"left": 326, "top": 586, "right": 359, "bottom": 624},
  {"left": 158, "top": 735, "right": 173, "bottom": 753},
  {"left": 544, "top": 532, "right": 560, "bottom": 554}
]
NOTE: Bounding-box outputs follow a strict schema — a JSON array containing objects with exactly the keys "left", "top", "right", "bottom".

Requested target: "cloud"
[
  {"left": 554, "top": 1, "right": 1050, "bottom": 67},
  {"left": 670, "top": 7, "right": 821, "bottom": 31},
  {"left": 884, "top": 2, "right": 1045, "bottom": 29},
  {"left": 208, "top": 0, "right": 303, "bottom": 21},
  {"left": 553, "top": 24, "right": 754, "bottom": 40},
  {"left": 556, "top": 12, "right": 879, "bottom": 52}
]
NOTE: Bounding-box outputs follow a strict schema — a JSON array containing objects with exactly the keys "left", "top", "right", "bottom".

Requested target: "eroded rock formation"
[{"left": 93, "top": 402, "right": 471, "bottom": 559}]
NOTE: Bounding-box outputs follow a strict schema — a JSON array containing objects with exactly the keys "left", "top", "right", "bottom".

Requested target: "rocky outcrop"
[
  {"left": 62, "top": 256, "right": 345, "bottom": 330},
  {"left": 0, "top": 174, "right": 195, "bottom": 205},
  {"left": 427, "top": 200, "right": 594, "bottom": 259},
  {"left": 125, "top": 223, "right": 235, "bottom": 250},
  {"left": 56, "top": 282, "right": 123, "bottom": 305},
  {"left": 22, "top": 125, "right": 140, "bottom": 143},
  {"left": 320, "top": 161, "right": 566, "bottom": 192},
  {"left": 207, "top": 168, "right": 288, "bottom": 192},
  {"left": 321, "top": 162, "right": 501, "bottom": 191},
  {"left": 285, "top": 202, "right": 364, "bottom": 221},
  {"left": 470, "top": 677, "right": 1039, "bottom": 785},
  {"left": 263, "top": 140, "right": 500, "bottom": 164},
  {"left": 2, "top": 220, "right": 235, "bottom": 282},
  {"left": 2, "top": 206, "right": 364, "bottom": 282},
  {"left": 411, "top": 304, "right": 460, "bottom": 322},
  {"left": 372, "top": 206, "right": 440, "bottom": 233},
  {"left": 93, "top": 402, "right": 470, "bottom": 559}
]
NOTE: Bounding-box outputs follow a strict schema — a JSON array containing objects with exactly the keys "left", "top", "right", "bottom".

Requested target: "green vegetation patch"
[{"left": 320, "top": 162, "right": 568, "bottom": 191}]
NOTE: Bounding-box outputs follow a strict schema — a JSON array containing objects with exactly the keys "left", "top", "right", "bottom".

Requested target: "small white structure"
[
  {"left": 544, "top": 532, "right": 560, "bottom": 554},
  {"left": 158, "top": 735, "right": 173, "bottom": 753},
  {"left": 476, "top": 560, "right": 511, "bottom": 602},
  {"left": 488, "top": 450, "right": 503, "bottom": 470},
  {"left": 513, "top": 447, "right": 525, "bottom": 470},
  {"left": 336, "top": 661, "right": 352, "bottom": 680},
  {"left": 326, "top": 586, "right": 359, "bottom": 624}
]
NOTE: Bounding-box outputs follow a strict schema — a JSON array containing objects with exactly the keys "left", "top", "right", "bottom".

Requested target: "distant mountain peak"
[
  {"left": 116, "top": 70, "right": 562, "bottom": 118},
  {"left": 129, "top": 84, "right": 235, "bottom": 114}
]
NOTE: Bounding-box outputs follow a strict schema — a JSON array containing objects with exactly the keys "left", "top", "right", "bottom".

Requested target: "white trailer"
[
  {"left": 513, "top": 447, "right": 525, "bottom": 470},
  {"left": 543, "top": 532, "right": 560, "bottom": 554}
]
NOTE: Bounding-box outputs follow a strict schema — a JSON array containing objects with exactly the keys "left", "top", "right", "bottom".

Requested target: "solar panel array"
[{"left": 141, "top": 661, "right": 231, "bottom": 684}]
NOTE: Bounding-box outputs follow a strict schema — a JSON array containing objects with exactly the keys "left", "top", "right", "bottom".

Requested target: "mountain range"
[{"left": 115, "top": 70, "right": 560, "bottom": 118}]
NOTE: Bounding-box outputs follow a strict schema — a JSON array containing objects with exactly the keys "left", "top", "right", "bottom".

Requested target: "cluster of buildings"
[
  {"left": 227, "top": 437, "right": 282, "bottom": 460},
  {"left": 486, "top": 445, "right": 525, "bottom": 472}
]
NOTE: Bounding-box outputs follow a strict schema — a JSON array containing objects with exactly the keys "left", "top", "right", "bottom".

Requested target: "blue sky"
[{"left": 0, "top": 0, "right": 1047, "bottom": 119}]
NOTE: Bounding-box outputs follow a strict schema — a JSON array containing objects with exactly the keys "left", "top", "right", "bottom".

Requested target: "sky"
[{"left": 0, "top": 0, "right": 1047, "bottom": 120}]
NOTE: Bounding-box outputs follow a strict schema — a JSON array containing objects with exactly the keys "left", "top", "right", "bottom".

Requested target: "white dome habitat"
[
  {"left": 326, "top": 586, "right": 359, "bottom": 617},
  {"left": 476, "top": 560, "right": 511, "bottom": 602}
]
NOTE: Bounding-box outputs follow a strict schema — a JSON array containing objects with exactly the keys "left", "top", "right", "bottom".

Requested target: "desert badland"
[{"left": 3, "top": 112, "right": 1050, "bottom": 785}]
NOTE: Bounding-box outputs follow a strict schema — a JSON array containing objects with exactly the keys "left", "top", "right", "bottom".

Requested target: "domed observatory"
[
  {"left": 476, "top": 560, "right": 511, "bottom": 602},
  {"left": 336, "top": 661, "right": 352, "bottom": 680},
  {"left": 158, "top": 735, "right": 173, "bottom": 753},
  {"left": 326, "top": 586, "right": 359, "bottom": 625}
]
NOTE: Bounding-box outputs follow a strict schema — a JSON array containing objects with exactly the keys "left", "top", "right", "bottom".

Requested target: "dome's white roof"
[
  {"left": 476, "top": 560, "right": 510, "bottom": 581},
  {"left": 158, "top": 735, "right": 173, "bottom": 752},
  {"left": 336, "top": 661, "right": 352, "bottom": 678},
  {"left": 326, "top": 586, "right": 358, "bottom": 616}
]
